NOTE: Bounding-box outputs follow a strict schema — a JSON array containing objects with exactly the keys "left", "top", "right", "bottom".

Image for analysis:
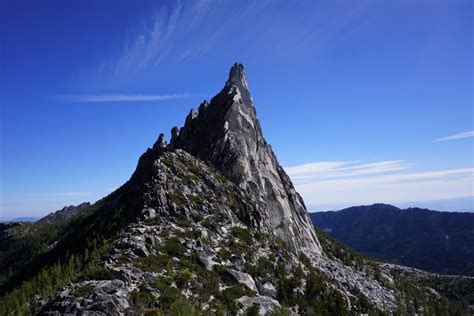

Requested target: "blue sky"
[{"left": 0, "top": 0, "right": 472, "bottom": 218}]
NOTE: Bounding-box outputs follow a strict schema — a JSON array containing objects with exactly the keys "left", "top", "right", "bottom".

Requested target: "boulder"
[
  {"left": 237, "top": 295, "right": 280, "bottom": 315},
  {"left": 224, "top": 269, "right": 257, "bottom": 292}
]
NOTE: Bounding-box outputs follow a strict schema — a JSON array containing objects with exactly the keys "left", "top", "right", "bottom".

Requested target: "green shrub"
[
  {"left": 203, "top": 219, "right": 217, "bottom": 230},
  {"left": 163, "top": 238, "right": 187, "bottom": 257},
  {"left": 195, "top": 213, "right": 204, "bottom": 222},
  {"left": 82, "top": 265, "right": 110, "bottom": 280},
  {"left": 161, "top": 158, "right": 174, "bottom": 168},
  {"left": 231, "top": 227, "right": 253, "bottom": 245},
  {"left": 135, "top": 254, "right": 171, "bottom": 273},
  {"left": 244, "top": 304, "right": 260, "bottom": 316},
  {"left": 186, "top": 194, "right": 203, "bottom": 204},
  {"left": 169, "top": 297, "right": 200, "bottom": 316},
  {"left": 176, "top": 229, "right": 200, "bottom": 239},
  {"left": 175, "top": 269, "right": 193, "bottom": 288},
  {"left": 215, "top": 284, "right": 256, "bottom": 313},
  {"left": 74, "top": 284, "right": 94, "bottom": 298},
  {"left": 144, "top": 215, "right": 161, "bottom": 226},
  {"left": 217, "top": 247, "right": 232, "bottom": 261},
  {"left": 169, "top": 189, "right": 187, "bottom": 206},
  {"left": 130, "top": 290, "right": 156, "bottom": 310},
  {"left": 159, "top": 286, "right": 181, "bottom": 310}
]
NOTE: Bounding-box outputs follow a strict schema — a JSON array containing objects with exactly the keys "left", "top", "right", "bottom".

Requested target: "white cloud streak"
[
  {"left": 286, "top": 160, "right": 411, "bottom": 185},
  {"left": 66, "top": 93, "right": 196, "bottom": 103},
  {"left": 284, "top": 161, "right": 474, "bottom": 211},
  {"left": 433, "top": 131, "right": 474, "bottom": 142}
]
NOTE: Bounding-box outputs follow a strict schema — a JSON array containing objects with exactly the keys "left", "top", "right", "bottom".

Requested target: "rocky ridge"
[{"left": 39, "top": 203, "right": 92, "bottom": 224}]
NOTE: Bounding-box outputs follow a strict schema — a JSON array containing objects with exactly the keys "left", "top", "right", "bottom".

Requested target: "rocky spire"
[
  {"left": 226, "top": 62, "right": 252, "bottom": 106},
  {"left": 169, "top": 63, "right": 322, "bottom": 255},
  {"left": 153, "top": 133, "right": 167, "bottom": 150}
]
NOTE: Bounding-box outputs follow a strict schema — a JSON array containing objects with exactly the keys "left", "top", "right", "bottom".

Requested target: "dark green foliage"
[
  {"left": 229, "top": 191, "right": 252, "bottom": 225},
  {"left": 161, "top": 158, "right": 174, "bottom": 168},
  {"left": 144, "top": 215, "right": 161, "bottom": 225},
  {"left": 175, "top": 229, "right": 200, "bottom": 239},
  {"left": 169, "top": 189, "right": 187, "bottom": 206},
  {"left": 216, "top": 247, "right": 232, "bottom": 261},
  {"left": 186, "top": 193, "right": 204, "bottom": 204},
  {"left": 270, "top": 306, "right": 290, "bottom": 316},
  {"left": 82, "top": 265, "right": 110, "bottom": 280},
  {"left": 163, "top": 238, "right": 187, "bottom": 257},
  {"left": 74, "top": 284, "right": 94, "bottom": 298},
  {"left": 130, "top": 289, "right": 156, "bottom": 311},
  {"left": 168, "top": 297, "right": 200, "bottom": 316},
  {"left": 230, "top": 226, "right": 253, "bottom": 245},
  {"left": 215, "top": 284, "right": 256, "bottom": 313},
  {"left": 175, "top": 270, "right": 193, "bottom": 289},
  {"left": 194, "top": 212, "right": 204, "bottom": 222},
  {"left": 244, "top": 304, "right": 260, "bottom": 316},
  {"left": 202, "top": 218, "right": 217, "bottom": 230},
  {"left": 135, "top": 255, "right": 171, "bottom": 273}
]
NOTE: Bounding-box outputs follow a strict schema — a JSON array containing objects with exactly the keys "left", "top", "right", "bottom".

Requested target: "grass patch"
[
  {"left": 161, "top": 158, "right": 174, "bottom": 168},
  {"left": 74, "top": 284, "right": 94, "bottom": 298},
  {"left": 169, "top": 189, "right": 187, "bottom": 206},
  {"left": 186, "top": 194, "right": 203, "bottom": 204},
  {"left": 135, "top": 254, "right": 171, "bottom": 273},
  {"left": 144, "top": 215, "right": 161, "bottom": 226}
]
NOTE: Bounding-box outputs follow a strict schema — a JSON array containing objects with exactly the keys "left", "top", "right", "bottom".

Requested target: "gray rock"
[
  {"left": 230, "top": 255, "right": 246, "bottom": 271},
  {"left": 224, "top": 269, "right": 257, "bottom": 292},
  {"left": 153, "top": 133, "right": 167, "bottom": 150},
  {"left": 237, "top": 295, "right": 280, "bottom": 315},
  {"left": 258, "top": 281, "right": 277, "bottom": 298}
]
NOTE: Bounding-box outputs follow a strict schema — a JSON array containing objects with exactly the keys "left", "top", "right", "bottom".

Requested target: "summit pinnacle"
[
  {"left": 167, "top": 62, "right": 322, "bottom": 255},
  {"left": 226, "top": 62, "right": 252, "bottom": 105}
]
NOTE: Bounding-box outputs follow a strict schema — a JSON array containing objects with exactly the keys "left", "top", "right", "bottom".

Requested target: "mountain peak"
[
  {"left": 162, "top": 63, "right": 321, "bottom": 255},
  {"left": 226, "top": 62, "right": 252, "bottom": 105}
]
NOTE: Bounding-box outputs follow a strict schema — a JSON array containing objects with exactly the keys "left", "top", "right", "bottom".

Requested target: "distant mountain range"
[
  {"left": 310, "top": 204, "right": 474, "bottom": 276},
  {"left": 0, "top": 217, "right": 39, "bottom": 223}
]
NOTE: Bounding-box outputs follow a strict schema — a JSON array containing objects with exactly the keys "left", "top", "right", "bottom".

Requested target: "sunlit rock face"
[{"left": 169, "top": 62, "right": 322, "bottom": 255}]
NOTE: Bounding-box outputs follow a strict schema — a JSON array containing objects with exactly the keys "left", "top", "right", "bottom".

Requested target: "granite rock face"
[{"left": 169, "top": 63, "right": 321, "bottom": 255}]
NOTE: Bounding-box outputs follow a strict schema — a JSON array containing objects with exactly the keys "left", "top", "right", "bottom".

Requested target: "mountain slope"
[
  {"left": 310, "top": 203, "right": 474, "bottom": 276},
  {"left": 0, "top": 65, "right": 471, "bottom": 315}
]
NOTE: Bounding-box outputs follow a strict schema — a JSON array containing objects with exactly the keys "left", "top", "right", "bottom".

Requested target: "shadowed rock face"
[{"left": 168, "top": 63, "right": 321, "bottom": 255}]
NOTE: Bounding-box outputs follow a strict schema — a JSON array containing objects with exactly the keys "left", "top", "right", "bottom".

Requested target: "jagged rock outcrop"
[
  {"left": 167, "top": 63, "right": 321, "bottom": 255},
  {"left": 39, "top": 202, "right": 91, "bottom": 223}
]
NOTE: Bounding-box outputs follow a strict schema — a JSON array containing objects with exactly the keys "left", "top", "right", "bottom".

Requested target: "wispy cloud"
[
  {"left": 433, "top": 131, "right": 474, "bottom": 142},
  {"left": 285, "top": 161, "right": 474, "bottom": 211},
  {"left": 111, "top": 1, "right": 219, "bottom": 74},
  {"left": 106, "top": 0, "right": 367, "bottom": 75},
  {"left": 286, "top": 160, "right": 411, "bottom": 185},
  {"left": 65, "top": 93, "right": 197, "bottom": 103}
]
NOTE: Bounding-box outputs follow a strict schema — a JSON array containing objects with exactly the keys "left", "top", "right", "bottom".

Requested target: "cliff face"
[{"left": 168, "top": 63, "right": 321, "bottom": 255}]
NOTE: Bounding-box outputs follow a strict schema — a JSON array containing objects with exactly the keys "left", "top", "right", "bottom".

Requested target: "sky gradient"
[{"left": 1, "top": 0, "right": 473, "bottom": 218}]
